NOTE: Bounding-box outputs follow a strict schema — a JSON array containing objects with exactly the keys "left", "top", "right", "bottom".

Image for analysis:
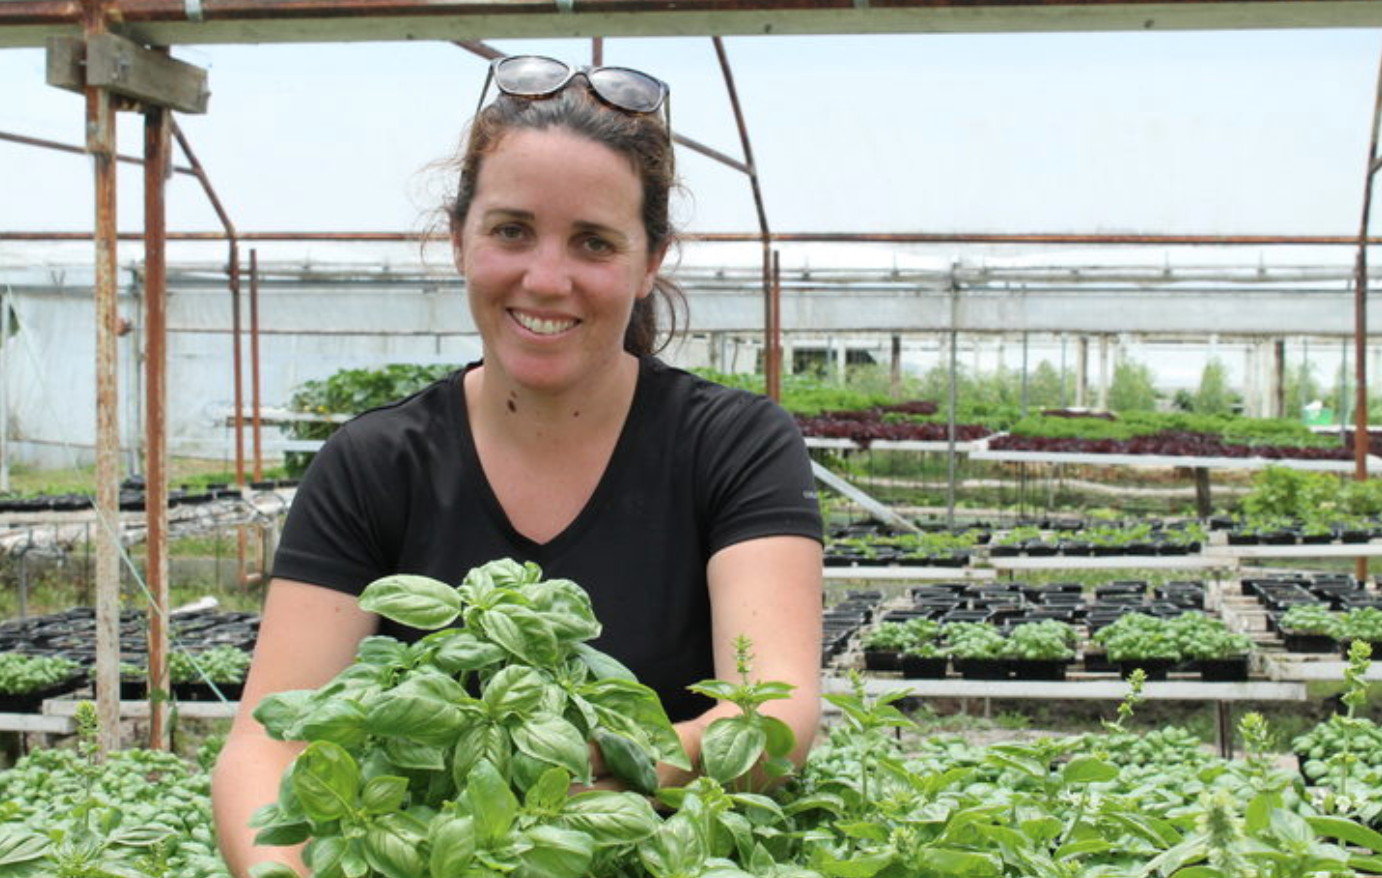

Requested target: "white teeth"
[{"left": 512, "top": 311, "right": 577, "bottom": 335}]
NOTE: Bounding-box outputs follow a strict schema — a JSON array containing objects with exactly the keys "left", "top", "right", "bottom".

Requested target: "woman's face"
[{"left": 454, "top": 126, "right": 663, "bottom": 396}]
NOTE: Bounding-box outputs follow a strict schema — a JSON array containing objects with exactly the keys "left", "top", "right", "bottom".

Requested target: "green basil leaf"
[
  {"left": 1062, "top": 755, "right": 1118, "bottom": 785},
  {"left": 0, "top": 827, "right": 47, "bottom": 866},
  {"left": 360, "top": 775, "right": 409, "bottom": 815},
  {"left": 482, "top": 665, "right": 548, "bottom": 718},
  {"left": 433, "top": 630, "right": 508, "bottom": 673},
  {"left": 639, "top": 813, "right": 705, "bottom": 878},
  {"left": 303, "top": 836, "right": 347, "bottom": 878},
  {"left": 525, "top": 767, "right": 573, "bottom": 814},
  {"left": 252, "top": 689, "right": 316, "bottom": 740},
  {"left": 362, "top": 813, "right": 428, "bottom": 878},
  {"left": 381, "top": 737, "right": 446, "bottom": 772},
  {"left": 701, "top": 715, "right": 766, "bottom": 784},
  {"left": 525, "top": 579, "right": 602, "bottom": 644},
  {"left": 429, "top": 816, "right": 477, "bottom": 877},
  {"left": 365, "top": 675, "right": 464, "bottom": 745},
  {"left": 452, "top": 722, "right": 511, "bottom": 786},
  {"left": 466, "top": 758, "right": 519, "bottom": 844},
  {"left": 594, "top": 728, "right": 658, "bottom": 795},
  {"left": 359, "top": 574, "right": 463, "bottom": 630},
  {"left": 510, "top": 713, "right": 589, "bottom": 779},
  {"left": 355, "top": 636, "right": 410, "bottom": 669},
  {"left": 761, "top": 715, "right": 796, "bottom": 760},
  {"left": 686, "top": 679, "right": 739, "bottom": 701},
  {"left": 481, "top": 604, "right": 562, "bottom": 666},
  {"left": 559, "top": 791, "right": 660, "bottom": 846},
  {"left": 299, "top": 698, "right": 369, "bottom": 749},
  {"left": 340, "top": 840, "right": 369, "bottom": 878},
  {"left": 574, "top": 644, "right": 637, "bottom": 682},
  {"left": 291, "top": 741, "right": 361, "bottom": 822},
  {"left": 813, "top": 848, "right": 895, "bottom": 878},
  {"left": 517, "top": 825, "right": 595, "bottom": 878},
  {"left": 252, "top": 818, "right": 312, "bottom": 847},
  {"left": 248, "top": 865, "right": 304, "bottom": 878}
]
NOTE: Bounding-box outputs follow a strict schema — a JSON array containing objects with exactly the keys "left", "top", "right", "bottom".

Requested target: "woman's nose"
[{"left": 522, "top": 240, "right": 574, "bottom": 296}]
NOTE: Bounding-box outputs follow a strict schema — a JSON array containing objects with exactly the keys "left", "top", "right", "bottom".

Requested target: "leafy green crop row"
[{"left": 0, "top": 653, "right": 79, "bottom": 695}]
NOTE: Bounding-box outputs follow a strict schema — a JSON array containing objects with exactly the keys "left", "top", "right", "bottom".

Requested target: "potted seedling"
[
  {"left": 1094, "top": 613, "right": 1182, "bottom": 680},
  {"left": 1278, "top": 604, "right": 1344, "bottom": 654},
  {"left": 1003, "top": 619, "right": 1076, "bottom": 680},
  {"left": 1170, "top": 612, "right": 1253, "bottom": 681},
  {"left": 861, "top": 621, "right": 911, "bottom": 672},
  {"left": 943, "top": 621, "right": 1009, "bottom": 679},
  {"left": 170, "top": 645, "right": 252, "bottom": 701},
  {"left": 1341, "top": 606, "right": 1382, "bottom": 657},
  {"left": 0, "top": 653, "right": 83, "bottom": 712}
]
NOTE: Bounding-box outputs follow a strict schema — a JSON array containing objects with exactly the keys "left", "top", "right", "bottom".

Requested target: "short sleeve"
[
  {"left": 697, "top": 392, "right": 823, "bottom": 555},
  {"left": 272, "top": 425, "right": 398, "bottom": 594}
]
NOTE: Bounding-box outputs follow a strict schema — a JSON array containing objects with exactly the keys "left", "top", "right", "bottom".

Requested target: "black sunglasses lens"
[
  {"left": 587, "top": 68, "right": 665, "bottom": 113},
  {"left": 495, "top": 56, "right": 571, "bottom": 95}
]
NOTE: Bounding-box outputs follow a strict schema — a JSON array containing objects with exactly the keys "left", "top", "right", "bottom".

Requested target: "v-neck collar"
[{"left": 455, "top": 358, "right": 652, "bottom": 560}]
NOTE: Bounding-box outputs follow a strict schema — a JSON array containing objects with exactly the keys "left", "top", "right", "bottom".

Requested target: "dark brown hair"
[{"left": 447, "top": 85, "right": 686, "bottom": 356}]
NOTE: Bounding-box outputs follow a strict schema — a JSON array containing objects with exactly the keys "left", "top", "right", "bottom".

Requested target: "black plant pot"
[
  {"left": 1116, "top": 658, "right": 1175, "bottom": 681},
  {"left": 863, "top": 649, "right": 902, "bottom": 672},
  {"left": 954, "top": 658, "right": 1009, "bottom": 680},
  {"left": 1082, "top": 651, "right": 1115, "bottom": 673},
  {"left": 1196, "top": 657, "right": 1249, "bottom": 682},
  {"left": 1281, "top": 631, "right": 1339, "bottom": 654},
  {"left": 0, "top": 673, "right": 86, "bottom": 713},
  {"left": 899, "top": 655, "right": 948, "bottom": 679},
  {"left": 172, "top": 680, "right": 244, "bottom": 702},
  {"left": 1008, "top": 659, "right": 1070, "bottom": 681}
]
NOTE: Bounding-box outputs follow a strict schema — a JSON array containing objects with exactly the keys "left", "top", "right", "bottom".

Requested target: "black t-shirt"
[{"left": 273, "top": 357, "right": 823, "bottom": 721}]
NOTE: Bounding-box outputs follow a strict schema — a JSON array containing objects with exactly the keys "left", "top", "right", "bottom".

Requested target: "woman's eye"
[
  {"left": 492, "top": 223, "right": 526, "bottom": 241},
  {"left": 580, "top": 235, "right": 616, "bottom": 255}
]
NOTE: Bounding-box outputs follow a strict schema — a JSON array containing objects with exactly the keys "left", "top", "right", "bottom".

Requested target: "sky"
[
  {"left": 4, "top": 27, "right": 1382, "bottom": 397},
  {"left": 2, "top": 27, "right": 1381, "bottom": 239}
]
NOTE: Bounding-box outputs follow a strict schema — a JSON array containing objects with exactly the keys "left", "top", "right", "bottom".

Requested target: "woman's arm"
[
  {"left": 212, "top": 579, "right": 378, "bottom": 878},
  {"left": 659, "top": 534, "right": 823, "bottom": 785}
]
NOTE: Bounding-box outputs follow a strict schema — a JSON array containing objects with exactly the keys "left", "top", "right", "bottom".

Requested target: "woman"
[{"left": 212, "top": 55, "right": 823, "bottom": 877}]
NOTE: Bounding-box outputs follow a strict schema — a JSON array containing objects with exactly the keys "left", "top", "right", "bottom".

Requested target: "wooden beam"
[
  {"left": 7, "top": 0, "right": 1382, "bottom": 48},
  {"left": 46, "top": 33, "right": 209, "bottom": 113},
  {"left": 86, "top": 32, "right": 209, "bottom": 113}
]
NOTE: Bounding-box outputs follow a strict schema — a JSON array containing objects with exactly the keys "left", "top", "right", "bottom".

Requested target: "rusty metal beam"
[
  {"left": 84, "top": 0, "right": 122, "bottom": 758},
  {"left": 6, "top": 0, "right": 1382, "bottom": 48},
  {"left": 11, "top": 230, "right": 1382, "bottom": 245},
  {"left": 0, "top": 129, "right": 198, "bottom": 176},
  {"left": 142, "top": 96, "right": 170, "bottom": 751}
]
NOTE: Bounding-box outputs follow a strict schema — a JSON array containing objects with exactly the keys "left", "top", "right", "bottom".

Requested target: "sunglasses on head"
[{"left": 475, "top": 55, "right": 671, "bottom": 129}]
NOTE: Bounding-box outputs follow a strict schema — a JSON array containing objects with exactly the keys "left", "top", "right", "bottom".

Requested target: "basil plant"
[{"left": 248, "top": 559, "right": 691, "bottom": 878}]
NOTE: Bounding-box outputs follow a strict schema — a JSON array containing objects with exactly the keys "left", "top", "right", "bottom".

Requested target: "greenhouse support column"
[
  {"left": 1075, "top": 336, "right": 1089, "bottom": 408},
  {"left": 1096, "top": 336, "right": 1110, "bottom": 411},
  {"left": 250, "top": 250, "right": 263, "bottom": 482},
  {"left": 144, "top": 97, "right": 171, "bottom": 751},
  {"left": 85, "top": 0, "right": 122, "bottom": 756},
  {"left": 0, "top": 285, "right": 9, "bottom": 493},
  {"left": 1059, "top": 333, "right": 1068, "bottom": 409},
  {"left": 1272, "top": 340, "right": 1286, "bottom": 420},
  {"left": 1352, "top": 41, "right": 1382, "bottom": 583},
  {"left": 890, "top": 334, "right": 902, "bottom": 398},
  {"left": 946, "top": 266, "right": 959, "bottom": 528},
  {"left": 1243, "top": 343, "right": 1258, "bottom": 419},
  {"left": 1020, "top": 332, "right": 1029, "bottom": 417}
]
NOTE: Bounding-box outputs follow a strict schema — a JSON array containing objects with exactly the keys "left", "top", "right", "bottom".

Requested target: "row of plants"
[
  {"left": 0, "top": 653, "right": 83, "bottom": 709},
  {"left": 991, "top": 521, "right": 1208, "bottom": 556},
  {"left": 119, "top": 644, "right": 253, "bottom": 701},
  {"left": 1276, "top": 605, "right": 1382, "bottom": 654},
  {"left": 6, "top": 581, "right": 1382, "bottom": 878},
  {"left": 0, "top": 607, "right": 259, "bottom": 664},
  {"left": 1089, "top": 611, "right": 1256, "bottom": 680}
]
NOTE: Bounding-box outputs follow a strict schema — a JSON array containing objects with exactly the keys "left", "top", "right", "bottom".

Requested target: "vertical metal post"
[
  {"left": 250, "top": 250, "right": 263, "bottom": 481},
  {"left": 1351, "top": 40, "right": 1382, "bottom": 582},
  {"left": 946, "top": 266, "right": 959, "bottom": 529},
  {"left": 0, "top": 284, "right": 10, "bottom": 493},
  {"left": 768, "top": 250, "right": 782, "bottom": 401},
  {"left": 1339, "top": 338, "right": 1350, "bottom": 439},
  {"left": 711, "top": 38, "right": 773, "bottom": 402},
  {"left": 1059, "top": 332, "right": 1068, "bottom": 409},
  {"left": 230, "top": 245, "right": 249, "bottom": 585},
  {"left": 84, "top": 0, "right": 122, "bottom": 756},
  {"left": 1020, "top": 331, "right": 1030, "bottom": 417},
  {"left": 591, "top": 37, "right": 602, "bottom": 66},
  {"left": 890, "top": 334, "right": 902, "bottom": 399},
  {"left": 143, "top": 98, "right": 171, "bottom": 750}
]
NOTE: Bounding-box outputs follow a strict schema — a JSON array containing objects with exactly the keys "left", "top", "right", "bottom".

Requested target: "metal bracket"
[
  {"left": 184, "top": 0, "right": 204, "bottom": 22},
  {"left": 555, "top": 0, "right": 574, "bottom": 11},
  {"left": 811, "top": 460, "right": 921, "bottom": 533}
]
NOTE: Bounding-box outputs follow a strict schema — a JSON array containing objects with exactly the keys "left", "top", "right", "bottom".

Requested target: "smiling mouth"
[{"left": 510, "top": 310, "right": 579, "bottom": 336}]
